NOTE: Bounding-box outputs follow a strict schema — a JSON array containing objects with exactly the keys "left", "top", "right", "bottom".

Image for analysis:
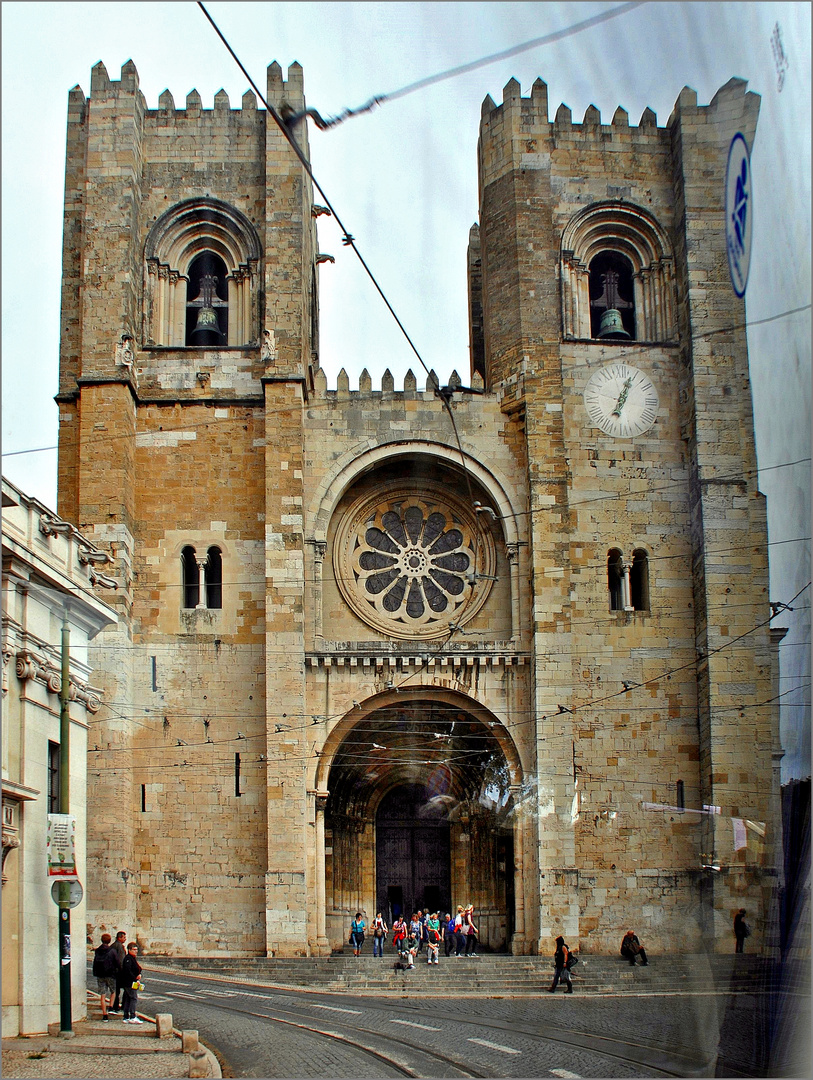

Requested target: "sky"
[{"left": 2, "top": 0, "right": 810, "bottom": 778}]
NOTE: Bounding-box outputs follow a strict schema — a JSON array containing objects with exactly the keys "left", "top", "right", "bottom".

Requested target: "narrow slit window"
[
  {"left": 182, "top": 546, "right": 199, "bottom": 608},
  {"left": 205, "top": 547, "right": 222, "bottom": 609},
  {"left": 676, "top": 779, "right": 685, "bottom": 811}
]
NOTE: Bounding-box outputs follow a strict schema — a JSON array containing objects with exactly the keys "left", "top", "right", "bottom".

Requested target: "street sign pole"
[{"left": 58, "top": 610, "right": 73, "bottom": 1037}]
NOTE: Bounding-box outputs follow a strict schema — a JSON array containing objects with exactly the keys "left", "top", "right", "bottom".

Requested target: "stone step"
[{"left": 144, "top": 953, "right": 776, "bottom": 996}]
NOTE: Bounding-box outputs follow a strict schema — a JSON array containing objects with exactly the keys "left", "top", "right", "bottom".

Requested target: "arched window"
[
  {"left": 186, "top": 252, "right": 229, "bottom": 346},
  {"left": 608, "top": 549, "right": 625, "bottom": 611},
  {"left": 561, "top": 203, "right": 677, "bottom": 342},
  {"left": 630, "top": 549, "right": 650, "bottom": 611},
  {"left": 204, "top": 547, "right": 222, "bottom": 609},
  {"left": 144, "top": 198, "right": 262, "bottom": 348},
  {"left": 182, "top": 546, "right": 199, "bottom": 609}
]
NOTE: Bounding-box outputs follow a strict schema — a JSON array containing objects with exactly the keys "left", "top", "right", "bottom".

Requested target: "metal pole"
[{"left": 58, "top": 608, "right": 73, "bottom": 1036}]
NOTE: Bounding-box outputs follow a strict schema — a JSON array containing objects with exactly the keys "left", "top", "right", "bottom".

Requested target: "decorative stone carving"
[
  {"left": 115, "top": 333, "right": 135, "bottom": 369},
  {"left": 90, "top": 569, "right": 118, "bottom": 590},
  {"left": 261, "top": 328, "right": 277, "bottom": 363},
  {"left": 2, "top": 641, "right": 13, "bottom": 695}
]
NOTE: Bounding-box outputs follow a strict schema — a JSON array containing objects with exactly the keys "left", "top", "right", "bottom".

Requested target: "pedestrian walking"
[
  {"left": 734, "top": 909, "right": 751, "bottom": 953},
  {"left": 91, "top": 933, "right": 118, "bottom": 1021},
  {"left": 372, "top": 912, "right": 388, "bottom": 957},
  {"left": 121, "top": 942, "right": 144, "bottom": 1023},
  {"left": 548, "top": 935, "right": 574, "bottom": 993},
  {"left": 349, "top": 912, "right": 366, "bottom": 957}
]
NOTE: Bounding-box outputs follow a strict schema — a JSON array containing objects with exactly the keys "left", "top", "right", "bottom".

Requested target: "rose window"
[{"left": 334, "top": 484, "right": 496, "bottom": 639}]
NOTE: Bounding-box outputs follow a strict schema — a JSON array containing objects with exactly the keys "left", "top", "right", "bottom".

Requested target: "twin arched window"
[
  {"left": 608, "top": 548, "right": 649, "bottom": 612},
  {"left": 182, "top": 546, "right": 222, "bottom": 610}
]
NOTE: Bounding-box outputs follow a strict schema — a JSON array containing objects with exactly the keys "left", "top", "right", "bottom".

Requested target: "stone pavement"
[{"left": 1, "top": 994, "right": 221, "bottom": 1080}]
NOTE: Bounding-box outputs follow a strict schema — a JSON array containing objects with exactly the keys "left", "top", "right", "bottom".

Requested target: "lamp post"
[{"left": 57, "top": 607, "right": 72, "bottom": 1036}]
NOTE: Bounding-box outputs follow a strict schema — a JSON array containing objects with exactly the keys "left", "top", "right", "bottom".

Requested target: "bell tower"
[
  {"left": 56, "top": 59, "right": 320, "bottom": 952},
  {"left": 469, "top": 76, "right": 780, "bottom": 951}
]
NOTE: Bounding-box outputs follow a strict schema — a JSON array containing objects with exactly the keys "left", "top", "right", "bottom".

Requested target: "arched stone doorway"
[{"left": 322, "top": 697, "right": 519, "bottom": 951}]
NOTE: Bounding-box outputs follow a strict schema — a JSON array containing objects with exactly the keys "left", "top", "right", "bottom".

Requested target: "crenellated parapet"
[{"left": 311, "top": 366, "right": 484, "bottom": 397}]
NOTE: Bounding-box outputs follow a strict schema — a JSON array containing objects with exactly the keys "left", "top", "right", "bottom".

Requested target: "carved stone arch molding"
[
  {"left": 560, "top": 202, "right": 677, "bottom": 342},
  {"left": 143, "top": 198, "right": 262, "bottom": 347},
  {"left": 308, "top": 441, "right": 520, "bottom": 547},
  {"left": 311, "top": 686, "right": 525, "bottom": 794}
]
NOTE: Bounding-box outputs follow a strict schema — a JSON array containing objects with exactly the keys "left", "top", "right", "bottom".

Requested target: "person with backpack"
[
  {"left": 91, "top": 933, "right": 118, "bottom": 1020},
  {"left": 372, "top": 912, "right": 388, "bottom": 958},
  {"left": 349, "top": 912, "right": 366, "bottom": 957},
  {"left": 548, "top": 935, "right": 574, "bottom": 993}
]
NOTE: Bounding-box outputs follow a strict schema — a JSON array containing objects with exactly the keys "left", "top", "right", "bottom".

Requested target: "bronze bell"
[
  {"left": 597, "top": 308, "right": 630, "bottom": 340},
  {"left": 191, "top": 305, "right": 224, "bottom": 340}
]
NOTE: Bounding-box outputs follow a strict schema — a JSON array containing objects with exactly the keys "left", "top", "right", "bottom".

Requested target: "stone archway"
[{"left": 321, "top": 697, "right": 520, "bottom": 951}]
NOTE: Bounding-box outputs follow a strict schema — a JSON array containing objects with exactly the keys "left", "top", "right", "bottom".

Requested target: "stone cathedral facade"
[{"left": 57, "top": 60, "right": 783, "bottom": 957}]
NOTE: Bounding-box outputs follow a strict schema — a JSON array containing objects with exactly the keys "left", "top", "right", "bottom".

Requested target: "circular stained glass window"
[{"left": 333, "top": 483, "right": 496, "bottom": 639}]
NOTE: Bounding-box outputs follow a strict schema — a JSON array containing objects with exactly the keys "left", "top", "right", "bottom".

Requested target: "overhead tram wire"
[
  {"left": 194, "top": 3, "right": 483, "bottom": 539},
  {"left": 5, "top": 302, "right": 810, "bottom": 464},
  {"left": 280, "top": 1, "right": 647, "bottom": 130}
]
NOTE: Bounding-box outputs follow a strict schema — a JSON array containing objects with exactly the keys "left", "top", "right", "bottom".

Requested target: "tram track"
[{"left": 147, "top": 968, "right": 710, "bottom": 1077}]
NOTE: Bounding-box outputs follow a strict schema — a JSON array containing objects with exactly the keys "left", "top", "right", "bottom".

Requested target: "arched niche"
[{"left": 560, "top": 202, "right": 677, "bottom": 342}]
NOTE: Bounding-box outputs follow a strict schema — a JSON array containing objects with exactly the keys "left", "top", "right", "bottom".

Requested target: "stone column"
[
  {"left": 314, "top": 791, "right": 330, "bottom": 953},
  {"left": 506, "top": 542, "right": 520, "bottom": 643},
  {"left": 510, "top": 785, "right": 526, "bottom": 952}
]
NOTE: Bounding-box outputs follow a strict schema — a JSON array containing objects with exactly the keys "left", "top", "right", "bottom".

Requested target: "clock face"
[{"left": 583, "top": 363, "right": 659, "bottom": 438}]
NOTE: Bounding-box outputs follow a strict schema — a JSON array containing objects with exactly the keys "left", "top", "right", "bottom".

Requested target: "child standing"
[{"left": 121, "top": 942, "right": 144, "bottom": 1023}]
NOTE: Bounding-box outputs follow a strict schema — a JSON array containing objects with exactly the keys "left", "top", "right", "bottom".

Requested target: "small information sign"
[
  {"left": 725, "top": 132, "right": 753, "bottom": 297},
  {"left": 46, "top": 813, "right": 77, "bottom": 879}
]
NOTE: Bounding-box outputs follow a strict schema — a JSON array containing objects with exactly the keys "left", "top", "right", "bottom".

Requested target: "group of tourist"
[
  {"left": 349, "top": 905, "right": 479, "bottom": 965},
  {"left": 91, "top": 931, "right": 143, "bottom": 1022}
]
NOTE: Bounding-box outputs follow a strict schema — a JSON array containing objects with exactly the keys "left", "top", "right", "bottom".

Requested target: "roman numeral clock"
[{"left": 583, "top": 363, "right": 659, "bottom": 438}]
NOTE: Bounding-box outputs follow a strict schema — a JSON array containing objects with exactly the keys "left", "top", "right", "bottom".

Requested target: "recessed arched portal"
[{"left": 321, "top": 697, "right": 521, "bottom": 952}]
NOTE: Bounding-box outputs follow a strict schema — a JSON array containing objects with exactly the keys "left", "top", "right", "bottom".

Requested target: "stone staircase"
[{"left": 147, "top": 952, "right": 779, "bottom": 997}]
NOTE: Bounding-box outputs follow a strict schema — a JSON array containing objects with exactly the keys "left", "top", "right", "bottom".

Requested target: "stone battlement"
[
  {"left": 68, "top": 58, "right": 305, "bottom": 118},
  {"left": 312, "top": 366, "right": 484, "bottom": 396}
]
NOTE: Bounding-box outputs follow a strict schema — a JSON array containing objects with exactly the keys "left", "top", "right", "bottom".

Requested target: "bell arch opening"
[{"left": 322, "top": 698, "right": 519, "bottom": 952}]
